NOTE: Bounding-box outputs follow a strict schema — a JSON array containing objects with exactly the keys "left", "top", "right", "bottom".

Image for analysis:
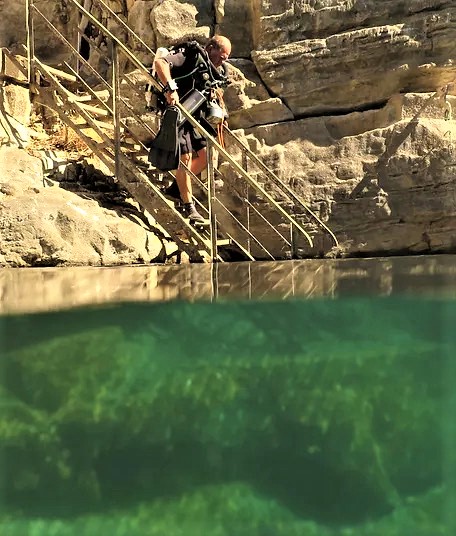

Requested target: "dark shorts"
[{"left": 178, "top": 121, "right": 207, "bottom": 156}]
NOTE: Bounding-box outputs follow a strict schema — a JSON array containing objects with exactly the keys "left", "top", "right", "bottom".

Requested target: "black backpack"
[{"left": 145, "top": 41, "right": 227, "bottom": 113}]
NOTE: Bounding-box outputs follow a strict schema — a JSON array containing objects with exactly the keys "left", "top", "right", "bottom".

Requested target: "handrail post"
[
  {"left": 26, "top": 0, "right": 36, "bottom": 87},
  {"left": 290, "top": 219, "right": 297, "bottom": 258},
  {"left": 211, "top": 262, "right": 219, "bottom": 301},
  {"left": 111, "top": 40, "right": 121, "bottom": 181},
  {"left": 242, "top": 152, "right": 251, "bottom": 255},
  {"left": 207, "top": 139, "right": 218, "bottom": 262},
  {"left": 76, "top": 28, "right": 81, "bottom": 76}
]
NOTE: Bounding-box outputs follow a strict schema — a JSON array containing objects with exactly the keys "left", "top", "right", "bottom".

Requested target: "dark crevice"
[
  {"left": 342, "top": 248, "right": 454, "bottom": 259},
  {"left": 291, "top": 98, "right": 390, "bottom": 121},
  {"left": 413, "top": 4, "right": 453, "bottom": 16}
]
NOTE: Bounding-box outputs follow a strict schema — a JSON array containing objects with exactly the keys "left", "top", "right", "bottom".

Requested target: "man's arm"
[{"left": 154, "top": 57, "right": 181, "bottom": 106}]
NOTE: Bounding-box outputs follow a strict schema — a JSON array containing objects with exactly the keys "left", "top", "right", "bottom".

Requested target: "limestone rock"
[
  {"left": 0, "top": 111, "right": 30, "bottom": 147},
  {"left": 253, "top": 0, "right": 454, "bottom": 48},
  {"left": 228, "top": 97, "right": 294, "bottom": 129},
  {"left": 215, "top": 0, "right": 253, "bottom": 58},
  {"left": 0, "top": 0, "right": 27, "bottom": 49},
  {"left": 0, "top": 147, "right": 163, "bottom": 267},
  {"left": 234, "top": 94, "right": 456, "bottom": 257},
  {"left": 184, "top": 0, "right": 214, "bottom": 28},
  {"left": 3, "top": 84, "right": 32, "bottom": 126},
  {"left": 0, "top": 86, "right": 31, "bottom": 147},
  {"left": 223, "top": 61, "right": 293, "bottom": 128},
  {"left": 128, "top": 0, "right": 157, "bottom": 64},
  {"left": 227, "top": 60, "right": 270, "bottom": 102},
  {"left": 0, "top": 0, "right": 79, "bottom": 61},
  {"left": 252, "top": 11, "right": 456, "bottom": 115},
  {"left": 325, "top": 95, "right": 403, "bottom": 140},
  {"left": 151, "top": 0, "right": 210, "bottom": 47}
]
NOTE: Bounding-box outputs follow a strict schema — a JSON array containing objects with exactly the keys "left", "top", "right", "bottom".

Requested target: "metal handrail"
[
  {"left": 25, "top": 0, "right": 338, "bottom": 260},
  {"left": 93, "top": 0, "right": 156, "bottom": 57},
  {"left": 223, "top": 127, "right": 339, "bottom": 246},
  {"left": 33, "top": 61, "right": 221, "bottom": 258},
  {"left": 90, "top": 0, "right": 338, "bottom": 248}
]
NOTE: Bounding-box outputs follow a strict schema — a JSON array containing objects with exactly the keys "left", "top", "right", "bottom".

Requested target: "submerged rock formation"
[
  {"left": 0, "top": 297, "right": 449, "bottom": 533},
  {"left": 1, "top": 0, "right": 456, "bottom": 265}
]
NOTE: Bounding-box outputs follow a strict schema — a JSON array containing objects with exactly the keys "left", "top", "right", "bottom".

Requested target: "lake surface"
[{"left": 0, "top": 255, "right": 455, "bottom": 535}]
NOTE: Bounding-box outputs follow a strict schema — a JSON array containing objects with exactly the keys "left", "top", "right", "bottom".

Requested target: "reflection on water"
[
  {"left": 0, "top": 255, "right": 455, "bottom": 535},
  {"left": 1, "top": 255, "right": 456, "bottom": 314}
]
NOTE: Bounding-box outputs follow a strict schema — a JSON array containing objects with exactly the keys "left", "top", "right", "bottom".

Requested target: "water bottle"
[{"left": 177, "top": 89, "right": 207, "bottom": 127}]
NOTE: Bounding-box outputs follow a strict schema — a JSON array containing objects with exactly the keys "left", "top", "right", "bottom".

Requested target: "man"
[{"left": 154, "top": 35, "right": 231, "bottom": 223}]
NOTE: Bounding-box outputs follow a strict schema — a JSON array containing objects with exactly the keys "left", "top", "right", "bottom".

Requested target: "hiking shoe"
[
  {"left": 162, "top": 180, "right": 181, "bottom": 203},
  {"left": 183, "top": 203, "right": 206, "bottom": 223}
]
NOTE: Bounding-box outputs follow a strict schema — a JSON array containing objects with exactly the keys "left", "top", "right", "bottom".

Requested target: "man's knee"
[
  {"left": 194, "top": 148, "right": 207, "bottom": 165},
  {"left": 180, "top": 153, "right": 192, "bottom": 166}
]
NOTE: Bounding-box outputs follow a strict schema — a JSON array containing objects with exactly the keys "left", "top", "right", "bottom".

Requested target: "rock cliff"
[{"left": 1, "top": 0, "right": 456, "bottom": 265}]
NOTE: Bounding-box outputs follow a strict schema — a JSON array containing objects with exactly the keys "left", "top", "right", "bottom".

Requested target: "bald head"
[{"left": 206, "top": 35, "right": 232, "bottom": 68}]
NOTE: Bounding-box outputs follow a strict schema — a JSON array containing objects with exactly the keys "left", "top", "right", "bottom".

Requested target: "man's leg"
[
  {"left": 173, "top": 148, "right": 206, "bottom": 199},
  {"left": 175, "top": 152, "right": 193, "bottom": 204},
  {"left": 164, "top": 126, "right": 194, "bottom": 203},
  {"left": 190, "top": 148, "right": 207, "bottom": 176},
  {"left": 165, "top": 130, "right": 206, "bottom": 222},
  {"left": 167, "top": 124, "right": 207, "bottom": 198},
  {"left": 174, "top": 152, "right": 206, "bottom": 222},
  {"left": 168, "top": 148, "right": 206, "bottom": 202}
]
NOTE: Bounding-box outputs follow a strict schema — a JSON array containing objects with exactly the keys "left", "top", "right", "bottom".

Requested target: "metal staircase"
[{"left": 20, "top": 0, "right": 338, "bottom": 262}]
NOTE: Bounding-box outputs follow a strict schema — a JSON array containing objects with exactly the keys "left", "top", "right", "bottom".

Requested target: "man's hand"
[{"left": 166, "top": 90, "right": 179, "bottom": 106}]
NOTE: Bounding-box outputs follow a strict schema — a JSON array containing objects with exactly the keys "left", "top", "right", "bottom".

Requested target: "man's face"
[{"left": 208, "top": 43, "right": 231, "bottom": 68}]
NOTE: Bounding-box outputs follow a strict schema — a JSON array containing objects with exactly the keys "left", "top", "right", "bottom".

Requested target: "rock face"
[
  {"left": 253, "top": 14, "right": 456, "bottom": 116},
  {"left": 252, "top": 0, "right": 454, "bottom": 46},
  {"left": 0, "top": 147, "right": 163, "bottom": 266},
  {"left": 151, "top": 0, "right": 211, "bottom": 48},
  {"left": 239, "top": 93, "right": 456, "bottom": 256},
  {"left": 0, "top": 0, "right": 80, "bottom": 60},
  {"left": 1, "top": 0, "right": 456, "bottom": 263}
]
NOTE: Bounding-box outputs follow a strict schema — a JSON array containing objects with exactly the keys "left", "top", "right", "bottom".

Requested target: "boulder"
[
  {"left": 151, "top": 0, "right": 210, "bottom": 47},
  {"left": 224, "top": 61, "right": 293, "bottom": 128},
  {"left": 0, "top": 147, "right": 163, "bottom": 266}
]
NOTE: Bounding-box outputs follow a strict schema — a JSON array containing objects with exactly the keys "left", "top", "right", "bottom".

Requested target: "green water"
[{"left": 0, "top": 297, "right": 455, "bottom": 535}]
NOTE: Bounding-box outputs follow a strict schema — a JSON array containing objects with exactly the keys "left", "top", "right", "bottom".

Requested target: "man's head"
[{"left": 206, "top": 35, "right": 231, "bottom": 68}]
